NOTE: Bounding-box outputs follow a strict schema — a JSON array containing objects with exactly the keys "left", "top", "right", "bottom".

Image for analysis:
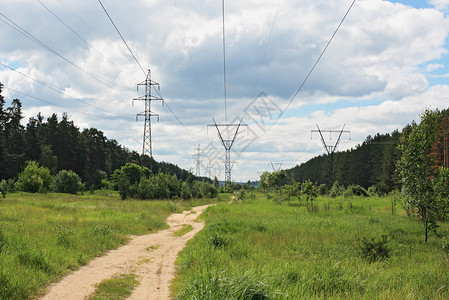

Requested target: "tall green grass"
[
  {"left": 0, "top": 191, "right": 217, "bottom": 299},
  {"left": 173, "top": 194, "right": 449, "bottom": 299},
  {"left": 88, "top": 273, "right": 139, "bottom": 300}
]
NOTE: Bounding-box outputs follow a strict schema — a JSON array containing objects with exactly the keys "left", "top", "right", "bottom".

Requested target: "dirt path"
[{"left": 40, "top": 204, "right": 212, "bottom": 300}]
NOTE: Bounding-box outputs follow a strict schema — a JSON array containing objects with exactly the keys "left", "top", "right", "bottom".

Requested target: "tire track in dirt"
[{"left": 40, "top": 204, "right": 212, "bottom": 300}]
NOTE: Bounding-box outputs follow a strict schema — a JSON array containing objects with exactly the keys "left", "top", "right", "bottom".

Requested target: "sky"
[{"left": 1, "top": 0, "right": 449, "bottom": 182}]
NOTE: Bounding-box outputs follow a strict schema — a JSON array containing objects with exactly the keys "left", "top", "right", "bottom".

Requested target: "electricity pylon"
[
  {"left": 311, "top": 124, "right": 351, "bottom": 186},
  {"left": 192, "top": 144, "right": 203, "bottom": 176},
  {"left": 269, "top": 161, "right": 283, "bottom": 172},
  {"left": 133, "top": 69, "right": 163, "bottom": 166},
  {"left": 208, "top": 118, "right": 247, "bottom": 183}
]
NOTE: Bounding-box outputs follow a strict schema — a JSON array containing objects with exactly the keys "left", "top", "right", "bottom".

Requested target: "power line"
[
  {"left": 36, "top": 0, "right": 121, "bottom": 69},
  {"left": 97, "top": 0, "right": 196, "bottom": 139},
  {"left": 97, "top": 0, "right": 146, "bottom": 77},
  {"left": 163, "top": 102, "right": 199, "bottom": 137},
  {"left": 251, "top": 0, "right": 282, "bottom": 99},
  {"left": 261, "top": 0, "right": 357, "bottom": 137},
  {"left": 172, "top": 0, "right": 215, "bottom": 119},
  {"left": 3, "top": 86, "right": 101, "bottom": 118},
  {"left": 0, "top": 62, "right": 131, "bottom": 119},
  {"left": 0, "top": 12, "right": 127, "bottom": 96},
  {"left": 4, "top": 84, "right": 147, "bottom": 154},
  {"left": 173, "top": 0, "right": 204, "bottom": 98},
  {"left": 59, "top": 0, "right": 101, "bottom": 39},
  {"left": 222, "top": 0, "right": 227, "bottom": 124}
]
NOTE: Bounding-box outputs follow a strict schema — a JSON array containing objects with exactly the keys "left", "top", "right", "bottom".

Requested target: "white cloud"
[
  {"left": 430, "top": 0, "right": 449, "bottom": 10},
  {"left": 1, "top": 0, "right": 449, "bottom": 181},
  {"left": 426, "top": 63, "right": 445, "bottom": 72}
]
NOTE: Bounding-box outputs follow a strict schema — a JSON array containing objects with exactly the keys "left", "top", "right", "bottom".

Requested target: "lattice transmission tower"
[
  {"left": 133, "top": 69, "right": 163, "bottom": 164},
  {"left": 269, "top": 162, "right": 284, "bottom": 172},
  {"left": 208, "top": 118, "right": 247, "bottom": 183},
  {"left": 311, "top": 124, "right": 351, "bottom": 186},
  {"left": 192, "top": 144, "right": 204, "bottom": 176}
]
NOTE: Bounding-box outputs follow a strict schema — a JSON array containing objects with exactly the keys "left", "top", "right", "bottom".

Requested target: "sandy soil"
[{"left": 40, "top": 204, "right": 212, "bottom": 300}]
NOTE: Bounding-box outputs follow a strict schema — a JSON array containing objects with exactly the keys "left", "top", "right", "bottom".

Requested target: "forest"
[
  {"left": 2, "top": 80, "right": 449, "bottom": 196},
  {"left": 286, "top": 108, "right": 449, "bottom": 193},
  {"left": 0, "top": 82, "right": 209, "bottom": 189}
]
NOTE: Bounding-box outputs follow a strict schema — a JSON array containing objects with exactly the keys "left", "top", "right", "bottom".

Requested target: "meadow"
[
  {"left": 173, "top": 193, "right": 449, "bottom": 299},
  {"left": 0, "top": 191, "right": 215, "bottom": 299}
]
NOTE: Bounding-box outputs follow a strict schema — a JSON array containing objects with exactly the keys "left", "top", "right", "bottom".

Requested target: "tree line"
[
  {"left": 277, "top": 107, "right": 449, "bottom": 243},
  {"left": 0, "top": 83, "right": 209, "bottom": 189},
  {"left": 286, "top": 108, "right": 449, "bottom": 193}
]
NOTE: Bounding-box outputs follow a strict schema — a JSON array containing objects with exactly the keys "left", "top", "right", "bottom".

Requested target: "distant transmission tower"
[
  {"left": 133, "top": 70, "right": 163, "bottom": 166},
  {"left": 192, "top": 144, "right": 203, "bottom": 176},
  {"left": 208, "top": 118, "right": 247, "bottom": 183},
  {"left": 311, "top": 124, "right": 351, "bottom": 186},
  {"left": 269, "top": 161, "right": 284, "bottom": 172}
]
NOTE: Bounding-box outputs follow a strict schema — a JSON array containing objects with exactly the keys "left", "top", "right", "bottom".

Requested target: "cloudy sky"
[{"left": 1, "top": 0, "right": 449, "bottom": 182}]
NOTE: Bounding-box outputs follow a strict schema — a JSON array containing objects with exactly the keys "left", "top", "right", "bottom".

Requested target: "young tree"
[
  {"left": 16, "top": 161, "right": 53, "bottom": 193},
  {"left": 301, "top": 180, "right": 318, "bottom": 204},
  {"left": 3, "top": 99, "right": 26, "bottom": 179},
  {"left": 258, "top": 171, "right": 270, "bottom": 192},
  {"left": 282, "top": 182, "right": 301, "bottom": 202},
  {"left": 434, "top": 168, "right": 449, "bottom": 221},
  {"left": 0, "top": 179, "right": 7, "bottom": 198},
  {"left": 398, "top": 109, "right": 440, "bottom": 243},
  {"left": 267, "top": 170, "right": 287, "bottom": 204},
  {"left": 52, "top": 170, "right": 84, "bottom": 194},
  {"left": 213, "top": 176, "right": 219, "bottom": 189}
]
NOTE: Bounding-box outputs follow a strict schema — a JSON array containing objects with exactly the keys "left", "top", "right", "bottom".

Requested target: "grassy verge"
[
  {"left": 173, "top": 193, "right": 449, "bottom": 299},
  {"left": 173, "top": 225, "right": 194, "bottom": 237},
  {"left": 88, "top": 273, "right": 139, "bottom": 300},
  {"left": 0, "top": 191, "right": 219, "bottom": 299}
]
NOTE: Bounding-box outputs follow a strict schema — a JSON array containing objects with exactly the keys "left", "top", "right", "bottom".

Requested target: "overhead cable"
[
  {"left": 222, "top": 0, "right": 228, "bottom": 123},
  {"left": 97, "top": 0, "right": 146, "bottom": 76},
  {"left": 4, "top": 86, "right": 101, "bottom": 118},
  {"left": 0, "top": 12, "right": 127, "bottom": 97},
  {"left": 36, "top": 0, "right": 120, "bottom": 69},
  {"left": 172, "top": 0, "right": 214, "bottom": 118},
  {"left": 261, "top": 0, "right": 357, "bottom": 137},
  {"left": 97, "top": 0, "right": 196, "bottom": 138},
  {"left": 163, "top": 101, "right": 198, "bottom": 137},
  {"left": 0, "top": 62, "right": 131, "bottom": 119},
  {"left": 251, "top": 0, "right": 282, "bottom": 99}
]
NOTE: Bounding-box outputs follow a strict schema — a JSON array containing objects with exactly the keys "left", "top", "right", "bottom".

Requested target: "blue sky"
[{"left": 1, "top": 0, "right": 449, "bottom": 181}]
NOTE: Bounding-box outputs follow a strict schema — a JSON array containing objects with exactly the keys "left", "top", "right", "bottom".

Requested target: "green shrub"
[
  {"left": 344, "top": 184, "right": 369, "bottom": 197},
  {"left": 136, "top": 178, "right": 154, "bottom": 200},
  {"left": 111, "top": 163, "right": 151, "bottom": 190},
  {"left": 16, "top": 161, "right": 53, "bottom": 193},
  {"left": 358, "top": 235, "right": 390, "bottom": 262},
  {"left": 329, "top": 181, "right": 345, "bottom": 198},
  {"left": 434, "top": 168, "right": 449, "bottom": 220},
  {"left": 301, "top": 180, "right": 318, "bottom": 203},
  {"left": 443, "top": 241, "right": 449, "bottom": 255},
  {"left": 0, "top": 230, "right": 6, "bottom": 252},
  {"left": 318, "top": 183, "right": 328, "bottom": 195},
  {"left": 117, "top": 176, "right": 131, "bottom": 200},
  {"left": 200, "top": 181, "right": 218, "bottom": 199},
  {"left": 210, "top": 233, "right": 229, "bottom": 248},
  {"left": 0, "top": 180, "right": 7, "bottom": 198},
  {"left": 181, "top": 182, "right": 192, "bottom": 200},
  {"left": 51, "top": 170, "right": 84, "bottom": 194},
  {"left": 90, "top": 170, "right": 108, "bottom": 190}
]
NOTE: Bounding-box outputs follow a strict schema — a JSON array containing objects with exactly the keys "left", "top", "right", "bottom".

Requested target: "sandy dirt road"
[{"left": 40, "top": 204, "right": 212, "bottom": 300}]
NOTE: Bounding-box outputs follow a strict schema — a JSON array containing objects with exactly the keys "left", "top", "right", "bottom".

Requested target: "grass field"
[
  {"left": 0, "top": 191, "right": 216, "bottom": 299},
  {"left": 173, "top": 193, "right": 449, "bottom": 299}
]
